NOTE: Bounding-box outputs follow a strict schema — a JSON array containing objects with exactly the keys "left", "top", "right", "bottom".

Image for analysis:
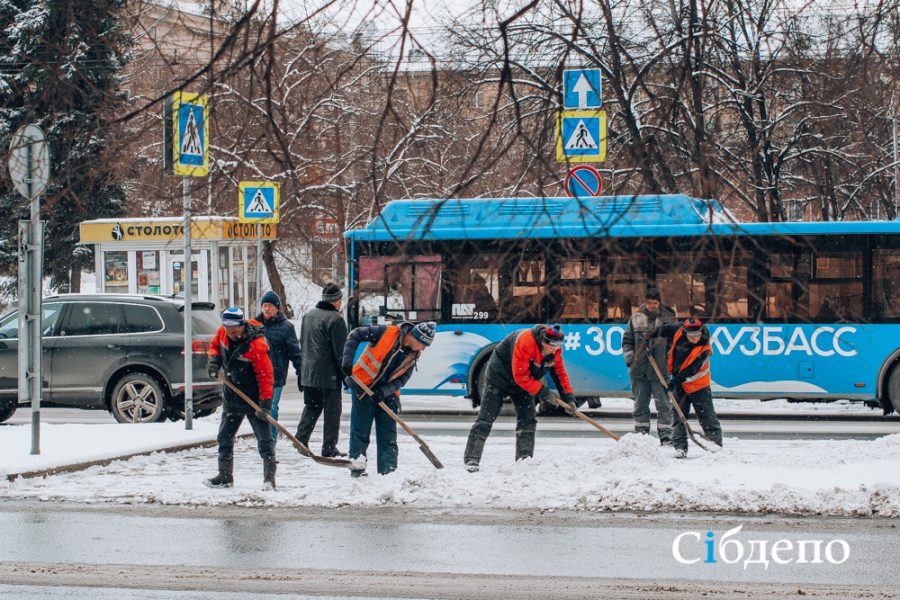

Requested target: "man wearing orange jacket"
[
  {"left": 342, "top": 320, "right": 436, "bottom": 478},
  {"left": 204, "top": 307, "right": 277, "bottom": 489},
  {"left": 654, "top": 318, "right": 723, "bottom": 458},
  {"left": 464, "top": 324, "right": 576, "bottom": 472}
]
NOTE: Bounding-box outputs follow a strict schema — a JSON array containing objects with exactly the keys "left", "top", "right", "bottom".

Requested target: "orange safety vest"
[
  {"left": 667, "top": 329, "right": 712, "bottom": 394},
  {"left": 351, "top": 324, "right": 419, "bottom": 394}
]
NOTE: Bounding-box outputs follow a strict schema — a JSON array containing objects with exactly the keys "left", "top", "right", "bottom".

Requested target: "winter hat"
[
  {"left": 222, "top": 307, "right": 246, "bottom": 328},
  {"left": 645, "top": 287, "right": 661, "bottom": 301},
  {"left": 260, "top": 290, "right": 281, "bottom": 309},
  {"left": 541, "top": 324, "right": 565, "bottom": 347},
  {"left": 682, "top": 318, "right": 703, "bottom": 334},
  {"left": 322, "top": 283, "right": 343, "bottom": 302},
  {"left": 410, "top": 321, "right": 436, "bottom": 347}
]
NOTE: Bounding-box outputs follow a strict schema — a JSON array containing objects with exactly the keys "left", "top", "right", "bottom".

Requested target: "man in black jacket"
[
  {"left": 295, "top": 283, "right": 349, "bottom": 457},
  {"left": 256, "top": 291, "right": 302, "bottom": 445}
]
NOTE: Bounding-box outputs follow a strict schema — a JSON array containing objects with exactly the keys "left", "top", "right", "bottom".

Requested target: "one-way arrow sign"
[{"left": 563, "top": 68, "right": 602, "bottom": 110}]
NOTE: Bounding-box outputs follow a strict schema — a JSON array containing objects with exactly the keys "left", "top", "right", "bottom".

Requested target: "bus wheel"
[{"left": 887, "top": 366, "right": 900, "bottom": 415}]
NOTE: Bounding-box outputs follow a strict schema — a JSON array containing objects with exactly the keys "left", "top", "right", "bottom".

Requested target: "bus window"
[
  {"left": 604, "top": 252, "right": 647, "bottom": 321},
  {"left": 555, "top": 258, "right": 601, "bottom": 321},
  {"left": 873, "top": 250, "right": 900, "bottom": 318},
  {"left": 655, "top": 252, "right": 705, "bottom": 318},
  {"left": 809, "top": 251, "right": 863, "bottom": 322},
  {"left": 357, "top": 256, "right": 442, "bottom": 324},
  {"left": 504, "top": 257, "right": 544, "bottom": 322},
  {"left": 453, "top": 257, "right": 499, "bottom": 322},
  {"left": 700, "top": 250, "right": 751, "bottom": 320}
]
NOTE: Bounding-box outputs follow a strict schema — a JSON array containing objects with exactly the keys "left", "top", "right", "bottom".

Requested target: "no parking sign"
[{"left": 565, "top": 166, "right": 603, "bottom": 198}]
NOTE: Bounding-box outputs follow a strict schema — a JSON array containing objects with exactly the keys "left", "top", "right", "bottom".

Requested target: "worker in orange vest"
[
  {"left": 341, "top": 321, "right": 436, "bottom": 477},
  {"left": 653, "top": 318, "right": 723, "bottom": 458}
]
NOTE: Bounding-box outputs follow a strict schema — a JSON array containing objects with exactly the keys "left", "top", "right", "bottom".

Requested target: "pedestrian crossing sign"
[
  {"left": 556, "top": 110, "right": 607, "bottom": 163},
  {"left": 167, "top": 92, "right": 209, "bottom": 177},
  {"left": 239, "top": 181, "right": 280, "bottom": 224}
]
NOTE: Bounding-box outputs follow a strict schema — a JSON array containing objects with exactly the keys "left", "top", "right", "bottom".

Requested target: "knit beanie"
[
  {"left": 260, "top": 290, "right": 281, "bottom": 309},
  {"left": 322, "top": 283, "right": 343, "bottom": 302},
  {"left": 411, "top": 321, "right": 436, "bottom": 346}
]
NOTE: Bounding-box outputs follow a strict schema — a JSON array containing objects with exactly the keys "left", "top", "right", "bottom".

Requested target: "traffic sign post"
[
  {"left": 238, "top": 182, "right": 280, "bottom": 310},
  {"left": 565, "top": 165, "right": 603, "bottom": 198},
  {"left": 8, "top": 124, "right": 50, "bottom": 455},
  {"left": 164, "top": 92, "right": 210, "bottom": 430},
  {"left": 556, "top": 110, "right": 607, "bottom": 162}
]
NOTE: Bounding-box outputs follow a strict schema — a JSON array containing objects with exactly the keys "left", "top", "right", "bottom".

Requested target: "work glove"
[
  {"left": 535, "top": 385, "right": 553, "bottom": 413},
  {"left": 471, "top": 395, "right": 481, "bottom": 409},
  {"left": 667, "top": 372, "right": 685, "bottom": 390},
  {"left": 297, "top": 377, "right": 303, "bottom": 393},
  {"left": 255, "top": 400, "right": 273, "bottom": 421},
  {"left": 368, "top": 388, "right": 385, "bottom": 404},
  {"left": 587, "top": 397, "right": 603, "bottom": 409},
  {"left": 342, "top": 364, "right": 354, "bottom": 378},
  {"left": 206, "top": 362, "right": 220, "bottom": 379},
  {"left": 561, "top": 392, "right": 578, "bottom": 414}
]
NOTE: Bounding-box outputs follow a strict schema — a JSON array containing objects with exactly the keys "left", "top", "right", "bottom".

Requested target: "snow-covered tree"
[{"left": 0, "top": 0, "right": 131, "bottom": 291}]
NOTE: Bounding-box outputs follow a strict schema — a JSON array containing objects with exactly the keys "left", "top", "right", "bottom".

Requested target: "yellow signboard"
[{"left": 80, "top": 219, "right": 277, "bottom": 243}]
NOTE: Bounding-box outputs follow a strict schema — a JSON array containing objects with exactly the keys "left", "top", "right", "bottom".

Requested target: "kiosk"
[{"left": 79, "top": 216, "right": 276, "bottom": 310}]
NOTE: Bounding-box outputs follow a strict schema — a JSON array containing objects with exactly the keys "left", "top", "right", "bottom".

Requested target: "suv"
[{"left": 0, "top": 294, "right": 223, "bottom": 423}]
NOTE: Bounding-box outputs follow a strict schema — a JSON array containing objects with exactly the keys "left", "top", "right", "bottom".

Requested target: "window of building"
[
  {"left": 104, "top": 251, "right": 129, "bottom": 293},
  {"left": 137, "top": 251, "right": 160, "bottom": 295}
]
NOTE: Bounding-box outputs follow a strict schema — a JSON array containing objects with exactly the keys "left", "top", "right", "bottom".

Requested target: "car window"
[
  {"left": 122, "top": 304, "right": 163, "bottom": 333},
  {"left": 191, "top": 308, "right": 220, "bottom": 335},
  {"left": 0, "top": 303, "right": 63, "bottom": 338},
  {"left": 62, "top": 302, "right": 122, "bottom": 336}
]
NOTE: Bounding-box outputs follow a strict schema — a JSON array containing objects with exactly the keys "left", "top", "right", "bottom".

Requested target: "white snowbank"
[{"left": 1, "top": 422, "right": 897, "bottom": 517}]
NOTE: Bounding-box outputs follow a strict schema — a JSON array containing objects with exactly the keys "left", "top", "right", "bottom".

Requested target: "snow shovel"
[
  {"left": 218, "top": 373, "right": 352, "bottom": 468},
  {"left": 552, "top": 394, "right": 620, "bottom": 441},
  {"left": 351, "top": 375, "right": 444, "bottom": 470},
  {"left": 642, "top": 350, "right": 718, "bottom": 453}
]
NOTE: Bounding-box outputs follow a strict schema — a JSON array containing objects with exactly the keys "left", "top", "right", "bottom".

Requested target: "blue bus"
[{"left": 345, "top": 195, "right": 900, "bottom": 414}]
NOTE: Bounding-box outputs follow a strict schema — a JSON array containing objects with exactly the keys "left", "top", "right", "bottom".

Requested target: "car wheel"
[
  {"left": 0, "top": 399, "right": 16, "bottom": 423},
  {"left": 110, "top": 373, "right": 167, "bottom": 423}
]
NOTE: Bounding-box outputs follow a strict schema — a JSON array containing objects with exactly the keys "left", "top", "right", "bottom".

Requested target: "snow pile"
[{"left": 1, "top": 423, "right": 898, "bottom": 517}]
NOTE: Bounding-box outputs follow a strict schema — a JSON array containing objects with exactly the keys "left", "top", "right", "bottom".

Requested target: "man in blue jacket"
[{"left": 256, "top": 291, "right": 302, "bottom": 444}]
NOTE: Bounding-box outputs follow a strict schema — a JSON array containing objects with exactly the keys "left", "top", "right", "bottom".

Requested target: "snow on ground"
[
  {"left": 1, "top": 421, "right": 898, "bottom": 517},
  {"left": 0, "top": 420, "right": 224, "bottom": 476}
]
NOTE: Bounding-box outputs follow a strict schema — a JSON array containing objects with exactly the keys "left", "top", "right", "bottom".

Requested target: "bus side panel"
[{"left": 399, "top": 323, "right": 897, "bottom": 401}]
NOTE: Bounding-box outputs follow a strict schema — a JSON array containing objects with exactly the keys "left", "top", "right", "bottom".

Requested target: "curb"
[{"left": 5, "top": 433, "right": 255, "bottom": 482}]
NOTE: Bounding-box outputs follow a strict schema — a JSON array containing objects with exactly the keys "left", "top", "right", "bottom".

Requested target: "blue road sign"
[
  {"left": 556, "top": 110, "right": 607, "bottom": 162},
  {"left": 169, "top": 92, "right": 208, "bottom": 176},
  {"left": 563, "top": 68, "right": 602, "bottom": 110},
  {"left": 565, "top": 166, "right": 603, "bottom": 198}
]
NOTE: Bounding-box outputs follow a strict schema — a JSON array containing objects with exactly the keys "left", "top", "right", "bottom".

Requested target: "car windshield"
[{"left": 191, "top": 308, "right": 220, "bottom": 335}]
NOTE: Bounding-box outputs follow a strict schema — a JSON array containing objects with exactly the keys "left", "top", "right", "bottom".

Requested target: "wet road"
[{"left": 1, "top": 503, "right": 898, "bottom": 598}]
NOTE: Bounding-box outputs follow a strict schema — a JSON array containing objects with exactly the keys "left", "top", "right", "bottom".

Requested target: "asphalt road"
[{"left": 1, "top": 503, "right": 898, "bottom": 599}]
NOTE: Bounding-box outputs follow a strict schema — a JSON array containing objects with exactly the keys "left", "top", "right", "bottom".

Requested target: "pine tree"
[{"left": 0, "top": 0, "right": 131, "bottom": 291}]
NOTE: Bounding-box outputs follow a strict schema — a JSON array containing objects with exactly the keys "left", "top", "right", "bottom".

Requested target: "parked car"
[{"left": 0, "top": 294, "right": 223, "bottom": 423}]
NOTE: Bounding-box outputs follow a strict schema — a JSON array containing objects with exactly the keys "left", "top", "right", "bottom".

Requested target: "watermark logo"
[{"left": 672, "top": 525, "right": 850, "bottom": 570}]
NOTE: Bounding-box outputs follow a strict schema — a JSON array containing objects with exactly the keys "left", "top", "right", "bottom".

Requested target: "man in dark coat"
[
  {"left": 342, "top": 320, "right": 435, "bottom": 477},
  {"left": 621, "top": 288, "right": 675, "bottom": 444},
  {"left": 463, "top": 324, "right": 576, "bottom": 472},
  {"left": 256, "top": 290, "right": 302, "bottom": 445},
  {"left": 295, "top": 283, "right": 349, "bottom": 457},
  {"left": 205, "top": 307, "right": 276, "bottom": 489}
]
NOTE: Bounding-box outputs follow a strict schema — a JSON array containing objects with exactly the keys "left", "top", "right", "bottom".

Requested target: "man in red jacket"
[
  {"left": 463, "top": 324, "right": 576, "bottom": 472},
  {"left": 205, "top": 307, "right": 277, "bottom": 490}
]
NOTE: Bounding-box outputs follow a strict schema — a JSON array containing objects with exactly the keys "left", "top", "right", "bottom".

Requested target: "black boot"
[
  {"left": 321, "top": 445, "right": 347, "bottom": 458},
  {"left": 263, "top": 457, "right": 276, "bottom": 491},
  {"left": 205, "top": 459, "right": 233, "bottom": 488},
  {"left": 515, "top": 428, "right": 536, "bottom": 461}
]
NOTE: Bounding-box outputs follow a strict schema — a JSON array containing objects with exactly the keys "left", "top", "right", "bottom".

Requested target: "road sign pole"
[
  {"left": 255, "top": 223, "right": 262, "bottom": 307},
  {"left": 183, "top": 177, "right": 193, "bottom": 430},
  {"left": 26, "top": 142, "right": 44, "bottom": 455}
]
